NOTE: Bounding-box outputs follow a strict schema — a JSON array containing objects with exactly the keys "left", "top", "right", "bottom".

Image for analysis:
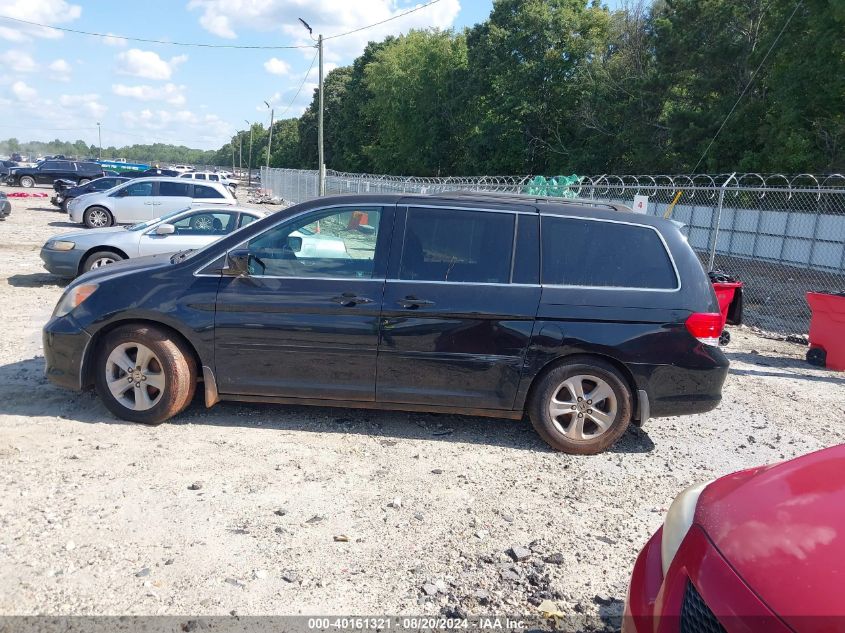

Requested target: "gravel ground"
[{"left": 1, "top": 185, "right": 844, "bottom": 629}]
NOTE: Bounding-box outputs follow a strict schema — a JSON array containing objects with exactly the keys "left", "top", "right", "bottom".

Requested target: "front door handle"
[
  {"left": 397, "top": 296, "right": 435, "bottom": 309},
  {"left": 331, "top": 292, "right": 374, "bottom": 307}
]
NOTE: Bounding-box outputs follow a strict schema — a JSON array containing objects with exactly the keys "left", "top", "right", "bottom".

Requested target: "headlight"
[
  {"left": 660, "top": 480, "right": 712, "bottom": 575},
  {"left": 46, "top": 240, "right": 75, "bottom": 251},
  {"left": 53, "top": 283, "right": 99, "bottom": 318}
]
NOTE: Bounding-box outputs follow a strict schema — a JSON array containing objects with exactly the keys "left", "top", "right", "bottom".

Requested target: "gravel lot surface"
[{"left": 1, "top": 184, "right": 843, "bottom": 629}]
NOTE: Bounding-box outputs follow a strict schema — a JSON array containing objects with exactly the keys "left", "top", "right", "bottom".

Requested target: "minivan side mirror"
[
  {"left": 224, "top": 248, "right": 265, "bottom": 277},
  {"left": 155, "top": 223, "right": 175, "bottom": 235}
]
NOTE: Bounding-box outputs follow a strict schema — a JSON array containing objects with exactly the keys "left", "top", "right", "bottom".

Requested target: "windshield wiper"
[{"left": 169, "top": 249, "right": 196, "bottom": 264}]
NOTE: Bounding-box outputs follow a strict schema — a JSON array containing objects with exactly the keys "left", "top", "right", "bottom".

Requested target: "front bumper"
[
  {"left": 50, "top": 195, "right": 63, "bottom": 208},
  {"left": 623, "top": 525, "right": 789, "bottom": 633},
  {"left": 41, "top": 247, "right": 83, "bottom": 278},
  {"left": 43, "top": 314, "right": 92, "bottom": 390}
]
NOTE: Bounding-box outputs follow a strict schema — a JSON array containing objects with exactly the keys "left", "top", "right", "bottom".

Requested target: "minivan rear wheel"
[
  {"left": 94, "top": 325, "right": 197, "bottom": 425},
  {"left": 528, "top": 359, "right": 633, "bottom": 454}
]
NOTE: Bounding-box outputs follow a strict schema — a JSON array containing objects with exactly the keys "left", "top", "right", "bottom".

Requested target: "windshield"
[{"left": 126, "top": 207, "right": 192, "bottom": 232}]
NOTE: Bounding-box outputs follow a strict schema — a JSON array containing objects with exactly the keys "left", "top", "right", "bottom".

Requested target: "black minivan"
[{"left": 43, "top": 192, "right": 728, "bottom": 454}]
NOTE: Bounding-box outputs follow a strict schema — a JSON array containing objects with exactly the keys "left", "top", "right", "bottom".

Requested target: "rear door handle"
[
  {"left": 397, "top": 296, "right": 435, "bottom": 309},
  {"left": 331, "top": 292, "right": 374, "bottom": 307}
]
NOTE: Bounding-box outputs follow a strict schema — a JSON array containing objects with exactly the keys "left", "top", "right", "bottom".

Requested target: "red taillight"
[{"left": 685, "top": 312, "right": 723, "bottom": 346}]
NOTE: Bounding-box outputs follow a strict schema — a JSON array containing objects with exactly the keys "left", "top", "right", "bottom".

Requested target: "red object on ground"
[
  {"left": 712, "top": 281, "right": 742, "bottom": 332},
  {"left": 806, "top": 291, "right": 845, "bottom": 371},
  {"left": 624, "top": 444, "right": 845, "bottom": 633},
  {"left": 5, "top": 192, "right": 48, "bottom": 198}
]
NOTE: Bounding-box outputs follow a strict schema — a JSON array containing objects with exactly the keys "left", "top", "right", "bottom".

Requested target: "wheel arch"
[
  {"left": 81, "top": 318, "right": 203, "bottom": 390},
  {"left": 77, "top": 246, "right": 130, "bottom": 276},
  {"left": 522, "top": 351, "right": 642, "bottom": 423}
]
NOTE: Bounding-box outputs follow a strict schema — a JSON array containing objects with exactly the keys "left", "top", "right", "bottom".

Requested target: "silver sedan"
[{"left": 41, "top": 206, "right": 269, "bottom": 278}]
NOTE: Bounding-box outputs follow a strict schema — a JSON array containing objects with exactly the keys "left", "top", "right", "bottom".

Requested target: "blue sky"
[{"left": 0, "top": 0, "right": 623, "bottom": 151}]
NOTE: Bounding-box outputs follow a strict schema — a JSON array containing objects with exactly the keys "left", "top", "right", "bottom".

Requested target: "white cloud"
[
  {"left": 0, "top": 0, "right": 82, "bottom": 42},
  {"left": 58, "top": 92, "right": 107, "bottom": 118},
  {"left": 48, "top": 58, "right": 71, "bottom": 81},
  {"left": 112, "top": 82, "right": 187, "bottom": 106},
  {"left": 10, "top": 79, "right": 36, "bottom": 100},
  {"left": 188, "top": 0, "right": 461, "bottom": 62},
  {"left": 120, "top": 107, "right": 232, "bottom": 148},
  {"left": 116, "top": 49, "right": 188, "bottom": 81},
  {"left": 263, "top": 57, "right": 291, "bottom": 76},
  {"left": 102, "top": 32, "right": 128, "bottom": 47},
  {"left": 0, "top": 49, "right": 38, "bottom": 72}
]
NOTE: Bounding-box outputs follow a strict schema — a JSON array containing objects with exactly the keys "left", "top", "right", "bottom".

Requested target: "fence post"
[{"left": 708, "top": 172, "right": 737, "bottom": 271}]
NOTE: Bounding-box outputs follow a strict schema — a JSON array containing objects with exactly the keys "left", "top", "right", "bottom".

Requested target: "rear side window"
[
  {"left": 195, "top": 173, "right": 207, "bottom": 180},
  {"left": 400, "top": 208, "right": 514, "bottom": 283},
  {"left": 193, "top": 184, "right": 224, "bottom": 199},
  {"left": 541, "top": 217, "right": 677, "bottom": 289},
  {"left": 159, "top": 181, "right": 191, "bottom": 197}
]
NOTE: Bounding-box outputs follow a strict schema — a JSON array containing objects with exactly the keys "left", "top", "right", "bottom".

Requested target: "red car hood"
[{"left": 695, "top": 444, "right": 845, "bottom": 628}]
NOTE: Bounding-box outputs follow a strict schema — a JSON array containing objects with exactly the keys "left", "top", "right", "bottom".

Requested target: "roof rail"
[{"left": 432, "top": 189, "right": 633, "bottom": 213}]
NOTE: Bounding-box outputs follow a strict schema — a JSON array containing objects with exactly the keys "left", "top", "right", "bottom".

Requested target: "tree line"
[
  {"left": 215, "top": 0, "right": 844, "bottom": 176},
  {"left": 0, "top": 137, "right": 218, "bottom": 166}
]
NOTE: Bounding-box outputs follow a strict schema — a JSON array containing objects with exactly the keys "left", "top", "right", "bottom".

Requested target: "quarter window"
[
  {"left": 246, "top": 207, "right": 383, "bottom": 278},
  {"left": 541, "top": 217, "right": 677, "bottom": 289},
  {"left": 399, "top": 208, "right": 514, "bottom": 283},
  {"left": 193, "top": 184, "right": 225, "bottom": 199}
]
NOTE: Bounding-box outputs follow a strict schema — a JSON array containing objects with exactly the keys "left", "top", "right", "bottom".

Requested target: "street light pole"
[
  {"left": 299, "top": 18, "right": 325, "bottom": 195},
  {"left": 96, "top": 122, "right": 101, "bottom": 160},
  {"left": 244, "top": 119, "right": 253, "bottom": 187},
  {"left": 264, "top": 100, "right": 274, "bottom": 169}
]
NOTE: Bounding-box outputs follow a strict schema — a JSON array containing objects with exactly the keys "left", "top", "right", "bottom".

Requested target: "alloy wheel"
[
  {"left": 104, "top": 342, "right": 166, "bottom": 411},
  {"left": 547, "top": 374, "right": 618, "bottom": 441},
  {"left": 89, "top": 256, "right": 116, "bottom": 269},
  {"left": 88, "top": 209, "right": 110, "bottom": 227}
]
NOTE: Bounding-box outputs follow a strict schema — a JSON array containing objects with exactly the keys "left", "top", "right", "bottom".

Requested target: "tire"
[
  {"left": 60, "top": 198, "right": 69, "bottom": 213},
  {"left": 528, "top": 358, "right": 633, "bottom": 455},
  {"left": 84, "top": 206, "right": 113, "bottom": 228},
  {"left": 189, "top": 214, "right": 214, "bottom": 230},
  {"left": 806, "top": 347, "right": 826, "bottom": 368},
  {"left": 77, "top": 178, "right": 91, "bottom": 185},
  {"left": 19, "top": 175, "right": 35, "bottom": 188},
  {"left": 94, "top": 325, "right": 197, "bottom": 425},
  {"left": 82, "top": 250, "right": 124, "bottom": 273}
]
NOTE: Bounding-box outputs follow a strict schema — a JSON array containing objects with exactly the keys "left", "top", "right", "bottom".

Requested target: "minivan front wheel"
[
  {"left": 529, "top": 359, "right": 632, "bottom": 454},
  {"left": 94, "top": 325, "right": 197, "bottom": 425},
  {"left": 84, "top": 206, "right": 113, "bottom": 228}
]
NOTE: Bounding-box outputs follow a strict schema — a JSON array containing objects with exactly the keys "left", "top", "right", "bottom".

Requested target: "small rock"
[
  {"left": 422, "top": 583, "right": 439, "bottom": 597},
  {"left": 273, "top": 509, "right": 287, "bottom": 517},
  {"left": 224, "top": 577, "right": 244, "bottom": 588},
  {"left": 501, "top": 514, "right": 514, "bottom": 523},
  {"left": 65, "top": 541, "right": 75, "bottom": 551},
  {"left": 475, "top": 530, "right": 488, "bottom": 540},
  {"left": 543, "top": 553, "right": 565, "bottom": 565},
  {"left": 282, "top": 572, "right": 299, "bottom": 583},
  {"left": 334, "top": 534, "right": 350, "bottom": 542},
  {"left": 274, "top": 527, "right": 284, "bottom": 534},
  {"left": 595, "top": 536, "right": 616, "bottom": 545},
  {"left": 388, "top": 497, "right": 402, "bottom": 509},
  {"left": 434, "top": 579, "right": 448, "bottom": 593},
  {"left": 501, "top": 569, "right": 520, "bottom": 582},
  {"left": 507, "top": 545, "right": 531, "bottom": 562},
  {"left": 253, "top": 569, "right": 268, "bottom": 580},
  {"left": 188, "top": 482, "right": 203, "bottom": 491},
  {"left": 594, "top": 594, "right": 614, "bottom": 606},
  {"left": 164, "top": 559, "right": 175, "bottom": 566},
  {"left": 305, "top": 515, "right": 324, "bottom": 524},
  {"left": 473, "top": 589, "right": 490, "bottom": 605},
  {"left": 431, "top": 469, "right": 443, "bottom": 475},
  {"left": 413, "top": 512, "right": 424, "bottom": 521},
  {"left": 135, "top": 567, "right": 151, "bottom": 578}
]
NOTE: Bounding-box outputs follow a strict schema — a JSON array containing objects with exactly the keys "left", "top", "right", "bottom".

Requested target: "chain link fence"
[{"left": 260, "top": 167, "right": 845, "bottom": 336}]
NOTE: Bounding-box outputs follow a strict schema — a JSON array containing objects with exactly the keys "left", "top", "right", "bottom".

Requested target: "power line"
[
  {"left": 691, "top": 0, "right": 804, "bottom": 173},
  {"left": 273, "top": 51, "right": 319, "bottom": 120},
  {"left": 325, "top": 0, "right": 442, "bottom": 40},
  {"left": 0, "top": 15, "right": 312, "bottom": 49}
]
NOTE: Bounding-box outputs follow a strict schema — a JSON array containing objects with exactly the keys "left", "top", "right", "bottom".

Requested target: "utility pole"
[
  {"left": 244, "top": 119, "right": 253, "bottom": 187},
  {"left": 239, "top": 133, "right": 243, "bottom": 173},
  {"left": 264, "top": 100, "right": 274, "bottom": 169},
  {"left": 231, "top": 137, "right": 235, "bottom": 174},
  {"left": 96, "top": 122, "right": 102, "bottom": 160},
  {"left": 300, "top": 18, "right": 325, "bottom": 195}
]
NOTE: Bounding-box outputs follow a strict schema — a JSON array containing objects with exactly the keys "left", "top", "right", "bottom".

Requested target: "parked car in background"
[
  {"left": 4, "top": 160, "right": 104, "bottom": 188},
  {"left": 124, "top": 168, "right": 181, "bottom": 179},
  {"left": 179, "top": 170, "right": 237, "bottom": 190},
  {"left": 0, "top": 159, "right": 19, "bottom": 180},
  {"left": 0, "top": 191, "right": 10, "bottom": 220},
  {"left": 51, "top": 176, "right": 131, "bottom": 212},
  {"left": 67, "top": 177, "right": 236, "bottom": 228},
  {"left": 43, "top": 192, "right": 728, "bottom": 453},
  {"left": 41, "top": 206, "right": 268, "bottom": 277},
  {"left": 625, "top": 444, "right": 845, "bottom": 633}
]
